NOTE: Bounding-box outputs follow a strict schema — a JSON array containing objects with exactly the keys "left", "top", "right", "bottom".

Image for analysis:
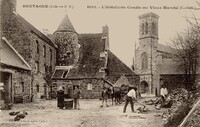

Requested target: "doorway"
[
  {"left": 0, "top": 72, "right": 12, "bottom": 103},
  {"left": 140, "top": 81, "right": 149, "bottom": 93}
]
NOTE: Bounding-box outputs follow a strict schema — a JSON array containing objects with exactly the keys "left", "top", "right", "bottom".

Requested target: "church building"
[{"left": 134, "top": 12, "right": 185, "bottom": 95}]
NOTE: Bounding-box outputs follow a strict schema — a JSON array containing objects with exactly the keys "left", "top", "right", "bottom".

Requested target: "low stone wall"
[{"left": 52, "top": 78, "right": 104, "bottom": 99}]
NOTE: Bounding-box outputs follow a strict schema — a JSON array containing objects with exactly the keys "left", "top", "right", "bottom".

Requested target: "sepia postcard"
[{"left": 0, "top": 0, "right": 200, "bottom": 127}]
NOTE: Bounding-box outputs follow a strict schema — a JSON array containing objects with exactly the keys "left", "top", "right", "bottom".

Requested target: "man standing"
[
  {"left": 73, "top": 86, "right": 81, "bottom": 109},
  {"left": 123, "top": 87, "right": 137, "bottom": 113},
  {"left": 100, "top": 87, "right": 109, "bottom": 107}
]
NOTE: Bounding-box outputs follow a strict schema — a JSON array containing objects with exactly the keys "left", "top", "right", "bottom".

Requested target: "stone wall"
[
  {"left": 1, "top": 0, "right": 57, "bottom": 100},
  {"left": 54, "top": 32, "right": 79, "bottom": 66},
  {"left": 29, "top": 32, "right": 56, "bottom": 99},
  {"left": 12, "top": 70, "right": 31, "bottom": 95},
  {"left": 12, "top": 70, "right": 32, "bottom": 103},
  {"left": 52, "top": 79, "right": 104, "bottom": 99},
  {"left": 0, "top": 64, "right": 31, "bottom": 103}
]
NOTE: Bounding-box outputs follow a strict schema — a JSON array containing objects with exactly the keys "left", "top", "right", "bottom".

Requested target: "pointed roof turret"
[{"left": 55, "top": 14, "right": 77, "bottom": 33}]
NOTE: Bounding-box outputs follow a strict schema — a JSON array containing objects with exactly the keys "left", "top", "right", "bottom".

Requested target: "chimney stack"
[{"left": 102, "top": 25, "right": 109, "bottom": 51}]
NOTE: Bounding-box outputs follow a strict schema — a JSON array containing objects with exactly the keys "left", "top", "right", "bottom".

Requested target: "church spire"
[{"left": 55, "top": 14, "right": 76, "bottom": 33}]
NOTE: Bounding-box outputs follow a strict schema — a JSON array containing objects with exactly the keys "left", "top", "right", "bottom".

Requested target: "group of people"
[
  {"left": 57, "top": 86, "right": 81, "bottom": 110},
  {"left": 100, "top": 86, "right": 138, "bottom": 113},
  {"left": 57, "top": 83, "right": 169, "bottom": 112}
]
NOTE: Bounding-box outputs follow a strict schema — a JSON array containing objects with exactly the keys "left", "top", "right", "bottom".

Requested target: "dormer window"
[
  {"left": 99, "top": 67, "right": 106, "bottom": 72},
  {"left": 100, "top": 52, "right": 106, "bottom": 58},
  {"left": 62, "top": 70, "right": 69, "bottom": 78}
]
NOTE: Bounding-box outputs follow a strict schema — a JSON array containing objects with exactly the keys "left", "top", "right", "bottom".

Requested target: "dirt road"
[{"left": 0, "top": 98, "right": 166, "bottom": 127}]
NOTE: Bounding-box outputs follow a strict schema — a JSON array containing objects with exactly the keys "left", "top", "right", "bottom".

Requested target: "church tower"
[
  {"left": 135, "top": 12, "right": 159, "bottom": 95},
  {"left": 54, "top": 14, "right": 79, "bottom": 66}
]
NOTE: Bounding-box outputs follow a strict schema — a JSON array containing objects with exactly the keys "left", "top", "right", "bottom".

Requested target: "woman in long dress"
[{"left": 57, "top": 86, "right": 65, "bottom": 109}]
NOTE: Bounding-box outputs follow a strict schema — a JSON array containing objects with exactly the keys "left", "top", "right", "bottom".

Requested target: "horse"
[{"left": 107, "top": 87, "right": 122, "bottom": 105}]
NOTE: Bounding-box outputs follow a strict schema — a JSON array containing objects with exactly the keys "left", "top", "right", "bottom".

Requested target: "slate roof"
[
  {"left": 106, "top": 50, "right": 136, "bottom": 76},
  {"left": 13, "top": 12, "right": 57, "bottom": 48},
  {"left": 156, "top": 43, "right": 183, "bottom": 74},
  {"left": 55, "top": 14, "right": 77, "bottom": 33},
  {"left": 47, "top": 34, "right": 55, "bottom": 43},
  {"left": 114, "top": 75, "right": 131, "bottom": 87},
  {"left": 157, "top": 43, "right": 175, "bottom": 54},
  {"left": 0, "top": 37, "right": 31, "bottom": 70},
  {"left": 52, "top": 32, "right": 137, "bottom": 80},
  {"left": 105, "top": 50, "right": 137, "bottom": 85},
  {"left": 63, "top": 33, "right": 105, "bottom": 78}
]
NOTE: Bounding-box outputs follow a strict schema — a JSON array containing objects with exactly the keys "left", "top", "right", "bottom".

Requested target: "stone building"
[
  {"left": 0, "top": 37, "right": 31, "bottom": 107},
  {"left": 134, "top": 12, "right": 186, "bottom": 95},
  {"left": 0, "top": 0, "right": 57, "bottom": 101},
  {"left": 0, "top": 0, "right": 139, "bottom": 101},
  {"left": 50, "top": 15, "right": 139, "bottom": 99}
]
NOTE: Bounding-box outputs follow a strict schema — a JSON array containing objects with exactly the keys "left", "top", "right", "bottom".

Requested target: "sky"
[{"left": 16, "top": 0, "right": 200, "bottom": 68}]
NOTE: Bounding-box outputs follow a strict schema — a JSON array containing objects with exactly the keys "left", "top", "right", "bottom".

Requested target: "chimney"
[
  {"left": 102, "top": 25, "right": 109, "bottom": 51},
  {"left": 43, "top": 29, "right": 49, "bottom": 36},
  {"left": 12, "top": 0, "right": 17, "bottom": 12}
]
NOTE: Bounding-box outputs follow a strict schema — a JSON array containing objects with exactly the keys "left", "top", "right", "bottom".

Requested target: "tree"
[{"left": 171, "top": 16, "right": 200, "bottom": 90}]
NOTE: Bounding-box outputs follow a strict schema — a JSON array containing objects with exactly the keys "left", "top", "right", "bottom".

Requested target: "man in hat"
[
  {"left": 100, "top": 87, "right": 109, "bottom": 107},
  {"left": 73, "top": 86, "right": 81, "bottom": 109},
  {"left": 123, "top": 86, "right": 137, "bottom": 113}
]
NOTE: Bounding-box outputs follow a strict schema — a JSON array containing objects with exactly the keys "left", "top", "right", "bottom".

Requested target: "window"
[
  {"left": 35, "top": 61, "right": 39, "bottom": 73},
  {"left": 43, "top": 45, "right": 46, "bottom": 58},
  {"left": 36, "top": 40, "right": 39, "bottom": 53},
  {"left": 50, "top": 49, "right": 52, "bottom": 63},
  {"left": 152, "top": 22, "right": 156, "bottom": 35},
  {"left": 145, "top": 22, "right": 148, "bottom": 34},
  {"left": 21, "top": 82, "right": 24, "bottom": 92},
  {"left": 100, "top": 52, "right": 106, "bottom": 58},
  {"left": 66, "top": 52, "right": 71, "bottom": 58},
  {"left": 62, "top": 70, "right": 69, "bottom": 78},
  {"left": 87, "top": 83, "right": 92, "bottom": 90},
  {"left": 142, "top": 23, "right": 145, "bottom": 35},
  {"left": 141, "top": 52, "right": 148, "bottom": 70},
  {"left": 53, "top": 70, "right": 64, "bottom": 78},
  {"left": 36, "top": 84, "right": 39, "bottom": 92}
]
